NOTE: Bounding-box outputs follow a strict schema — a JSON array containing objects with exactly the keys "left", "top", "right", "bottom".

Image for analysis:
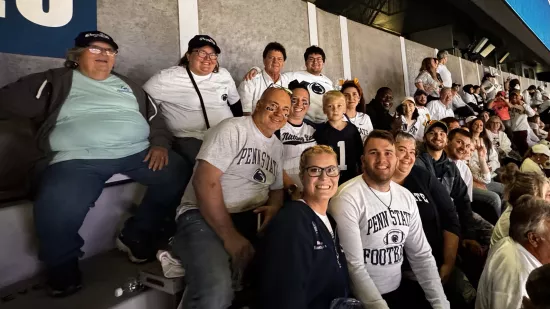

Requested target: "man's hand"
[
  {"left": 223, "top": 232, "right": 255, "bottom": 286},
  {"left": 243, "top": 68, "right": 260, "bottom": 81},
  {"left": 463, "top": 239, "right": 484, "bottom": 256},
  {"left": 439, "top": 264, "right": 453, "bottom": 284},
  {"left": 144, "top": 146, "right": 169, "bottom": 171},
  {"left": 254, "top": 205, "right": 281, "bottom": 231}
]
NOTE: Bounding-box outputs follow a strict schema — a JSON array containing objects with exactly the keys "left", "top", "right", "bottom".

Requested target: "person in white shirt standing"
[
  {"left": 144, "top": 35, "right": 241, "bottom": 167},
  {"left": 238, "top": 42, "right": 292, "bottom": 115},
  {"left": 341, "top": 79, "right": 373, "bottom": 142},
  {"left": 172, "top": 88, "right": 290, "bottom": 309},
  {"left": 477, "top": 195, "right": 550, "bottom": 309},
  {"left": 244, "top": 45, "right": 334, "bottom": 123},
  {"left": 509, "top": 90, "right": 537, "bottom": 156},
  {"left": 329, "top": 130, "right": 449, "bottom": 309},
  {"left": 436, "top": 50, "right": 452, "bottom": 88},
  {"left": 427, "top": 87, "right": 455, "bottom": 120}
]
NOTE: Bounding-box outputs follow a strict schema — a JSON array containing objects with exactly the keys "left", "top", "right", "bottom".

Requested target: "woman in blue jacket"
[{"left": 256, "top": 145, "right": 352, "bottom": 309}]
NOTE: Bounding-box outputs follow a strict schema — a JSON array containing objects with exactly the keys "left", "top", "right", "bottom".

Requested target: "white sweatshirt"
[
  {"left": 509, "top": 103, "right": 536, "bottom": 131},
  {"left": 485, "top": 130, "right": 512, "bottom": 155},
  {"left": 329, "top": 176, "right": 449, "bottom": 309}
]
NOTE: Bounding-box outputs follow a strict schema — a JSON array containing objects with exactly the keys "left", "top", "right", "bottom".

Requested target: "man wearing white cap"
[{"left": 520, "top": 144, "right": 550, "bottom": 175}]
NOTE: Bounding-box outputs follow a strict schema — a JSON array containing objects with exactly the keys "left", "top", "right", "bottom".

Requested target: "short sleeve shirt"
[
  {"left": 415, "top": 71, "right": 441, "bottom": 97},
  {"left": 176, "top": 117, "right": 284, "bottom": 217},
  {"left": 143, "top": 66, "right": 240, "bottom": 139}
]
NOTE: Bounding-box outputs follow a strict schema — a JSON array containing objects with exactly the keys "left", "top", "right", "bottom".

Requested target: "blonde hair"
[
  {"left": 487, "top": 116, "right": 505, "bottom": 132},
  {"left": 501, "top": 164, "right": 549, "bottom": 205},
  {"left": 299, "top": 145, "right": 338, "bottom": 178},
  {"left": 322, "top": 90, "right": 346, "bottom": 106}
]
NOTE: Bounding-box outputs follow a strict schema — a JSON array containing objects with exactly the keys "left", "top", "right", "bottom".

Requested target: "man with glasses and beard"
[{"left": 329, "top": 130, "right": 449, "bottom": 309}]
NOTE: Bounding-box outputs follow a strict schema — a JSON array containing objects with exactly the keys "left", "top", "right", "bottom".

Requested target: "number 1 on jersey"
[{"left": 337, "top": 141, "right": 347, "bottom": 170}]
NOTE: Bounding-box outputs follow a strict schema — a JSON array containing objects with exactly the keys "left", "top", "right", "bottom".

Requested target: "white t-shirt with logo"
[
  {"left": 238, "top": 70, "right": 293, "bottom": 114},
  {"left": 345, "top": 112, "right": 374, "bottom": 143},
  {"left": 329, "top": 177, "right": 449, "bottom": 309},
  {"left": 143, "top": 66, "right": 240, "bottom": 140},
  {"left": 399, "top": 116, "right": 424, "bottom": 142},
  {"left": 276, "top": 120, "right": 317, "bottom": 188},
  {"left": 286, "top": 71, "right": 334, "bottom": 123},
  {"left": 176, "top": 117, "right": 284, "bottom": 217}
]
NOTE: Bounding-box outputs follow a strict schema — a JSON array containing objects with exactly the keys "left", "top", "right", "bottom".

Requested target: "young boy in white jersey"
[
  {"left": 329, "top": 130, "right": 449, "bottom": 309},
  {"left": 314, "top": 90, "right": 363, "bottom": 185},
  {"left": 341, "top": 79, "right": 373, "bottom": 142},
  {"left": 275, "top": 80, "right": 317, "bottom": 196}
]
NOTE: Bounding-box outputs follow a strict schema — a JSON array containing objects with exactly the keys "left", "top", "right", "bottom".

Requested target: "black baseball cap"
[
  {"left": 424, "top": 120, "right": 448, "bottom": 136},
  {"left": 75, "top": 31, "right": 119, "bottom": 50},
  {"left": 188, "top": 35, "right": 221, "bottom": 54},
  {"left": 414, "top": 89, "right": 428, "bottom": 97}
]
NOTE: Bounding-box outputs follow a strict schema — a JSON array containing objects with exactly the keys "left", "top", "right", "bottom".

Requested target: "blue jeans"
[
  {"left": 173, "top": 209, "right": 257, "bottom": 309},
  {"left": 34, "top": 149, "right": 190, "bottom": 268}
]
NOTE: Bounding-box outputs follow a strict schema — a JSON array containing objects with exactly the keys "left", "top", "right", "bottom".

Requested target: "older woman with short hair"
[{"left": 257, "top": 145, "right": 352, "bottom": 309}]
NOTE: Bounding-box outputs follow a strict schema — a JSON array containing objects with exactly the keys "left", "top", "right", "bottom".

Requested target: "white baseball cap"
[{"left": 532, "top": 144, "right": 550, "bottom": 157}]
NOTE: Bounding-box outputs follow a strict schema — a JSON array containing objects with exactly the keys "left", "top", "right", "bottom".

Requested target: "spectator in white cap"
[
  {"left": 394, "top": 97, "right": 425, "bottom": 141},
  {"left": 238, "top": 42, "right": 292, "bottom": 115},
  {"left": 426, "top": 87, "right": 455, "bottom": 120},
  {"left": 520, "top": 144, "right": 550, "bottom": 175},
  {"left": 477, "top": 195, "right": 550, "bottom": 309}
]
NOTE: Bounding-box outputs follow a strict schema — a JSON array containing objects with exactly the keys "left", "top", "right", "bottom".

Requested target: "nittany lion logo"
[
  {"left": 222, "top": 94, "right": 228, "bottom": 101},
  {"left": 383, "top": 229, "right": 405, "bottom": 245},
  {"left": 253, "top": 169, "right": 266, "bottom": 183},
  {"left": 309, "top": 82, "right": 325, "bottom": 95}
]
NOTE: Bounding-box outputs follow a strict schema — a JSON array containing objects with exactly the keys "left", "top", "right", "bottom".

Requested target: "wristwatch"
[{"left": 287, "top": 184, "right": 298, "bottom": 196}]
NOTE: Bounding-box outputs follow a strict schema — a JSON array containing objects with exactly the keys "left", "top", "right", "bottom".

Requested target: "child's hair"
[{"left": 322, "top": 90, "right": 346, "bottom": 106}]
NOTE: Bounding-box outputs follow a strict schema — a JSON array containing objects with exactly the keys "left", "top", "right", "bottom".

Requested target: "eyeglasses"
[
  {"left": 87, "top": 45, "right": 118, "bottom": 56},
  {"left": 304, "top": 165, "right": 340, "bottom": 177},
  {"left": 192, "top": 50, "right": 218, "bottom": 60},
  {"left": 307, "top": 57, "right": 324, "bottom": 63}
]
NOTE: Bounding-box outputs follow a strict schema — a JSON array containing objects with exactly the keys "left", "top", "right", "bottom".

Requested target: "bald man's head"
[{"left": 253, "top": 87, "right": 291, "bottom": 137}]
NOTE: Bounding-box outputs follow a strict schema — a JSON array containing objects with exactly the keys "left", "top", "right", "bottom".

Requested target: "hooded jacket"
[
  {"left": 415, "top": 150, "right": 476, "bottom": 240},
  {"left": 0, "top": 67, "right": 171, "bottom": 156}
]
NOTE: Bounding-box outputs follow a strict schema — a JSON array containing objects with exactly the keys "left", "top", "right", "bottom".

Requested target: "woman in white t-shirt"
[
  {"left": 341, "top": 79, "right": 373, "bottom": 142},
  {"left": 395, "top": 97, "right": 425, "bottom": 141},
  {"left": 415, "top": 58, "right": 441, "bottom": 99},
  {"left": 144, "top": 35, "right": 241, "bottom": 164}
]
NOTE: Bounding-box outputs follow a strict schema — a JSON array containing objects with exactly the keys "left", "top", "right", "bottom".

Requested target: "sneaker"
[
  {"left": 47, "top": 259, "right": 82, "bottom": 298},
  {"left": 116, "top": 233, "right": 155, "bottom": 263}
]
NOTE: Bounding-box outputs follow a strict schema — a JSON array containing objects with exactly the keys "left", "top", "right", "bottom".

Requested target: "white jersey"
[
  {"left": 286, "top": 71, "right": 334, "bottom": 123},
  {"left": 176, "top": 117, "right": 284, "bottom": 217},
  {"left": 399, "top": 115, "right": 425, "bottom": 142},
  {"left": 345, "top": 112, "right": 373, "bottom": 142},
  {"left": 476, "top": 237, "right": 541, "bottom": 309},
  {"left": 329, "top": 177, "right": 449, "bottom": 309},
  {"left": 276, "top": 120, "right": 317, "bottom": 188},
  {"left": 238, "top": 70, "right": 292, "bottom": 113},
  {"left": 144, "top": 66, "right": 239, "bottom": 139},
  {"left": 426, "top": 100, "right": 454, "bottom": 120}
]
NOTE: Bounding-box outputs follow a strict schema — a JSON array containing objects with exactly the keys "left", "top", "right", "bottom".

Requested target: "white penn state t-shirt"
[
  {"left": 276, "top": 120, "right": 317, "bottom": 188},
  {"left": 176, "top": 117, "right": 284, "bottom": 217},
  {"left": 345, "top": 112, "right": 374, "bottom": 142},
  {"left": 286, "top": 71, "right": 334, "bottom": 123},
  {"left": 143, "top": 66, "right": 240, "bottom": 139}
]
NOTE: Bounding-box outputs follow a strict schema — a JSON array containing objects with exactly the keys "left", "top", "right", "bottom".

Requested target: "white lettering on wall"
[
  {"left": 16, "top": 0, "right": 73, "bottom": 27},
  {"left": 0, "top": 0, "right": 5, "bottom": 18}
]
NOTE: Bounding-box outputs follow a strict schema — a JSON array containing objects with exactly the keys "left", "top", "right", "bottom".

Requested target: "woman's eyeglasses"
[
  {"left": 304, "top": 166, "right": 340, "bottom": 177},
  {"left": 87, "top": 45, "right": 118, "bottom": 56},
  {"left": 193, "top": 50, "right": 218, "bottom": 60}
]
